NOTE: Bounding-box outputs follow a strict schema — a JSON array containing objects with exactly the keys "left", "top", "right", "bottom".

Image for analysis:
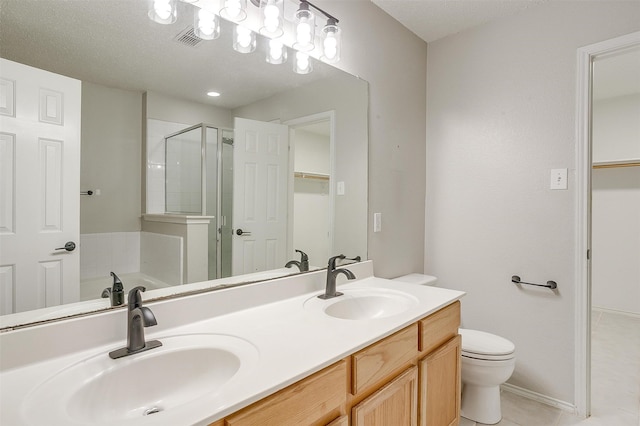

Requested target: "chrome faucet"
[
  {"left": 318, "top": 254, "right": 360, "bottom": 299},
  {"left": 109, "top": 286, "right": 162, "bottom": 359},
  {"left": 285, "top": 249, "right": 309, "bottom": 272},
  {"left": 101, "top": 271, "right": 125, "bottom": 307}
]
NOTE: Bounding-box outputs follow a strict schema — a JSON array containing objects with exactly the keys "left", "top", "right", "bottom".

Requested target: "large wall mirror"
[{"left": 0, "top": 0, "right": 368, "bottom": 329}]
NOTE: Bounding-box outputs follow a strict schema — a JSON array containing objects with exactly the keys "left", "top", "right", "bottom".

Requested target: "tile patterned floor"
[{"left": 460, "top": 309, "right": 640, "bottom": 426}]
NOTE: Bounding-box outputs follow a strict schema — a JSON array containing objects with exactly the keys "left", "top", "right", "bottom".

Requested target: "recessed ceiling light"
[{"left": 207, "top": 91, "right": 221, "bottom": 97}]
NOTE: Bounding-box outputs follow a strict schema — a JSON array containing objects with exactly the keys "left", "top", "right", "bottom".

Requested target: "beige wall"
[
  {"left": 425, "top": 1, "right": 640, "bottom": 405},
  {"left": 80, "top": 81, "right": 142, "bottom": 233},
  {"left": 315, "top": 0, "right": 428, "bottom": 278}
]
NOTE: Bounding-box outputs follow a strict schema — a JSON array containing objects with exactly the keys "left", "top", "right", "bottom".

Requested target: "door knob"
[
  {"left": 55, "top": 241, "right": 76, "bottom": 252},
  {"left": 235, "top": 229, "right": 252, "bottom": 236}
]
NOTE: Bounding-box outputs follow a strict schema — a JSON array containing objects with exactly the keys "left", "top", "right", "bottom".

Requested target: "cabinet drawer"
[
  {"left": 225, "top": 360, "right": 347, "bottom": 426},
  {"left": 419, "top": 301, "right": 460, "bottom": 355},
  {"left": 351, "top": 323, "right": 418, "bottom": 395}
]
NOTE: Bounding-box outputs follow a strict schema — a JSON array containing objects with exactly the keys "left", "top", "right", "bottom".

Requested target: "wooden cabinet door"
[
  {"left": 352, "top": 366, "right": 418, "bottom": 426},
  {"left": 326, "top": 415, "right": 349, "bottom": 426},
  {"left": 419, "top": 335, "right": 461, "bottom": 426}
]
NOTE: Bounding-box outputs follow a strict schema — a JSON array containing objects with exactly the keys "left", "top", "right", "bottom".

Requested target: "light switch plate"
[
  {"left": 373, "top": 213, "right": 382, "bottom": 233},
  {"left": 550, "top": 168, "right": 568, "bottom": 190},
  {"left": 337, "top": 181, "right": 345, "bottom": 195}
]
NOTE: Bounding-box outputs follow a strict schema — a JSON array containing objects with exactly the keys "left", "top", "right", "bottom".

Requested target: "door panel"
[
  {"left": 232, "top": 118, "right": 288, "bottom": 275},
  {"left": 0, "top": 59, "right": 81, "bottom": 314}
]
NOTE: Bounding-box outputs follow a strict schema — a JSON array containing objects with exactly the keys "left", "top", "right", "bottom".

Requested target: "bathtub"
[{"left": 80, "top": 272, "right": 171, "bottom": 302}]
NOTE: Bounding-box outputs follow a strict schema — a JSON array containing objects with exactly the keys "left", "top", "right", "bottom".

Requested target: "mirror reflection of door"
[
  {"left": 0, "top": 59, "right": 81, "bottom": 314},
  {"left": 232, "top": 118, "right": 289, "bottom": 276}
]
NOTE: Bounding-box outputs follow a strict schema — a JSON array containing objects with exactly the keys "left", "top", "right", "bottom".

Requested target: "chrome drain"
[{"left": 143, "top": 407, "right": 162, "bottom": 416}]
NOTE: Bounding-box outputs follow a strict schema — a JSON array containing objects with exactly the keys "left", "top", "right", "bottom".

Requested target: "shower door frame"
[{"left": 163, "top": 123, "right": 233, "bottom": 280}]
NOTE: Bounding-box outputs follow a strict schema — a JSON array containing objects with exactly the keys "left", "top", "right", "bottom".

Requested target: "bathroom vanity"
[{"left": 0, "top": 261, "right": 464, "bottom": 426}]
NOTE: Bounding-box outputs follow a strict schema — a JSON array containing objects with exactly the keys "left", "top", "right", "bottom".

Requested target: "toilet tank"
[{"left": 392, "top": 273, "right": 438, "bottom": 286}]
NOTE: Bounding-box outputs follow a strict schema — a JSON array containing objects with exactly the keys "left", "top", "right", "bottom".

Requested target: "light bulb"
[
  {"left": 267, "top": 39, "right": 287, "bottom": 64},
  {"left": 237, "top": 26, "right": 251, "bottom": 47},
  {"left": 321, "top": 19, "right": 341, "bottom": 63},
  {"left": 293, "top": 3, "right": 315, "bottom": 51},
  {"left": 233, "top": 24, "right": 255, "bottom": 53},
  {"left": 270, "top": 40, "right": 283, "bottom": 59},
  {"left": 296, "top": 21, "right": 312, "bottom": 45},
  {"left": 221, "top": 0, "right": 246, "bottom": 22},
  {"left": 225, "top": 0, "right": 241, "bottom": 18},
  {"left": 294, "top": 51, "right": 312, "bottom": 74},
  {"left": 197, "top": 9, "right": 217, "bottom": 37},
  {"left": 154, "top": 0, "right": 171, "bottom": 19},
  {"left": 323, "top": 36, "right": 337, "bottom": 59},
  {"left": 148, "top": 0, "right": 176, "bottom": 24},
  {"left": 260, "top": 0, "right": 283, "bottom": 38}
]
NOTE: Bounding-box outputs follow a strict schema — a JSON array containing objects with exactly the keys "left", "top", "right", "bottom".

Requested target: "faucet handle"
[
  {"left": 128, "top": 286, "right": 146, "bottom": 309},
  {"left": 295, "top": 249, "right": 309, "bottom": 262},
  {"left": 327, "top": 254, "right": 346, "bottom": 270}
]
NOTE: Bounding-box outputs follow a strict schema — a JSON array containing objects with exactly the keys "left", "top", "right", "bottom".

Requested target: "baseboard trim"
[
  {"left": 593, "top": 306, "right": 640, "bottom": 319},
  {"left": 501, "top": 383, "right": 577, "bottom": 414}
]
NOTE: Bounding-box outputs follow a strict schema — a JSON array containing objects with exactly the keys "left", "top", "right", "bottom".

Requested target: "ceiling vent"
[{"left": 173, "top": 26, "right": 203, "bottom": 48}]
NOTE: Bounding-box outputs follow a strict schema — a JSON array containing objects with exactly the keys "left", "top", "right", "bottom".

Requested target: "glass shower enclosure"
[{"left": 164, "top": 124, "right": 234, "bottom": 280}]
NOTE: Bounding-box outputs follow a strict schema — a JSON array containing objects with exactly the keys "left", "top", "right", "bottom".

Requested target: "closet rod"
[
  {"left": 294, "top": 172, "right": 330, "bottom": 181},
  {"left": 592, "top": 161, "right": 640, "bottom": 169}
]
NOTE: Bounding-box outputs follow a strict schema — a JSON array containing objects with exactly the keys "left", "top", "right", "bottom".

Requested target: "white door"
[
  {"left": 0, "top": 59, "right": 81, "bottom": 315},
  {"left": 232, "top": 118, "right": 289, "bottom": 275}
]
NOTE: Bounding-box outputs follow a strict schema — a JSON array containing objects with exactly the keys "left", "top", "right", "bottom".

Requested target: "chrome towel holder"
[{"left": 511, "top": 275, "right": 557, "bottom": 290}]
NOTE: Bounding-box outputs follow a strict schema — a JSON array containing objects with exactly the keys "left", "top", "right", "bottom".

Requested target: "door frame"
[
  {"left": 574, "top": 30, "right": 640, "bottom": 418},
  {"left": 284, "top": 111, "right": 336, "bottom": 257}
]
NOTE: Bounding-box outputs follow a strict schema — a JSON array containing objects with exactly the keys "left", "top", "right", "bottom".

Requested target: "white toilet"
[{"left": 392, "top": 274, "right": 516, "bottom": 425}]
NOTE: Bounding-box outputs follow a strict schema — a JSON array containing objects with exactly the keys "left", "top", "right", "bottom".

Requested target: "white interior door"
[
  {"left": 232, "top": 118, "right": 289, "bottom": 275},
  {"left": 0, "top": 59, "right": 81, "bottom": 315}
]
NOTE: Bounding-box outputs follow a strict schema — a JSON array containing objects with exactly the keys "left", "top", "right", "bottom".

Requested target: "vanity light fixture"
[
  {"left": 266, "top": 39, "right": 287, "bottom": 64},
  {"left": 148, "top": 0, "right": 177, "bottom": 24},
  {"left": 293, "top": 0, "right": 315, "bottom": 51},
  {"left": 195, "top": 8, "right": 220, "bottom": 40},
  {"left": 259, "top": 0, "right": 284, "bottom": 38},
  {"left": 220, "top": 0, "right": 247, "bottom": 22},
  {"left": 293, "top": 51, "right": 312, "bottom": 74},
  {"left": 233, "top": 24, "right": 256, "bottom": 53},
  {"left": 147, "top": 0, "right": 342, "bottom": 72},
  {"left": 321, "top": 17, "right": 340, "bottom": 63}
]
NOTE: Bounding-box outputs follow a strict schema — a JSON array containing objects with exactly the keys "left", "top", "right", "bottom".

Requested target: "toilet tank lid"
[
  {"left": 392, "top": 273, "right": 438, "bottom": 286},
  {"left": 459, "top": 328, "right": 515, "bottom": 356}
]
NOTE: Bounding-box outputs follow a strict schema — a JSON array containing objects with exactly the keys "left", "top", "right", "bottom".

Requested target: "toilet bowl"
[
  {"left": 392, "top": 274, "right": 516, "bottom": 425},
  {"left": 459, "top": 328, "right": 515, "bottom": 425}
]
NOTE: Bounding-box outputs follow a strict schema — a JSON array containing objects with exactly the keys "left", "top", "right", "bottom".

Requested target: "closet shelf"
[
  {"left": 592, "top": 159, "right": 640, "bottom": 169},
  {"left": 294, "top": 171, "right": 330, "bottom": 181}
]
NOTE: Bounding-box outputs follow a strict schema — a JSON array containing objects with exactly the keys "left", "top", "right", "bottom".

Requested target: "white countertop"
[{"left": 0, "top": 262, "right": 464, "bottom": 426}]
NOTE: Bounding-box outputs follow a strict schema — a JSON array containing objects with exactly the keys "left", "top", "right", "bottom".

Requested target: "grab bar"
[{"left": 511, "top": 275, "right": 557, "bottom": 290}]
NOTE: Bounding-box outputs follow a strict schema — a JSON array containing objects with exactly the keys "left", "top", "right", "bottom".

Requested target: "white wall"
[
  {"left": 592, "top": 167, "right": 640, "bottom": 314},
  {"left": 592, "top": 94, "right": 640, "bottom": 163},
  {"left": 592, "top": 94, "right": 640, "bottom": 314},
  {"left": 425, "top": 1, "right": 640, "bottom": 405}
]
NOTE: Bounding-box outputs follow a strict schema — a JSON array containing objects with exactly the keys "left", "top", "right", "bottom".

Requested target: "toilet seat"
[{"left": 459, "top": 328, "right": 515, "bottom": 361}]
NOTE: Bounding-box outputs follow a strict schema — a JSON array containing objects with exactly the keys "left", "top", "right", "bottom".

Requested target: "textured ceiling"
[{"left": 0, "top": 0, "right": 337, "bottom": 109}]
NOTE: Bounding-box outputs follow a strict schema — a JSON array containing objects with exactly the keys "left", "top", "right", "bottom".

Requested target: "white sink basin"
[
  {"left": 305, "top": 288, "right": 419, "bottom": 320},
  {"left": 22, "top": 334, "right": 259, "bottom": 425}
]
